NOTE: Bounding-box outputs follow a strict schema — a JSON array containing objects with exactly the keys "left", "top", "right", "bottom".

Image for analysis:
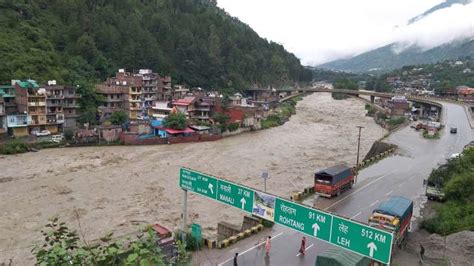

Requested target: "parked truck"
[
  {"left": 368, "top": 196, "right": 413, "bottom": 248},
  {"left": 314, "top": 164, "right": 355, "bottom": 198}
]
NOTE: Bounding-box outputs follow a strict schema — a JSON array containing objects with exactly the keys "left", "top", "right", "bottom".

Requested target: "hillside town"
[{"left": 0, "top": 69, "right": 292, "bottom": 145}]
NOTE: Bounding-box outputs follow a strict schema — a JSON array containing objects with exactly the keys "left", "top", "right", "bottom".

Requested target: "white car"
[
  {"left": 35, "top": 130, "right": 51, "bottom": 137},
  {"left": 50, "top": 134, "right": 64, "bottom": 143},
  {"left": 449, "top": 153, "right": 460, "bottom": 159}
]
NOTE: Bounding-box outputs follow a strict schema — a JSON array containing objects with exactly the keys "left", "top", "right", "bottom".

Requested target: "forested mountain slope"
[{"left": 0, "top": 0, "right": 311, "bottom": 89}]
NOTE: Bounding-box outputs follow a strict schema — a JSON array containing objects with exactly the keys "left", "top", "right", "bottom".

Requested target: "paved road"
[{"left": 210, "top": 102, "right": 473, "bottom": 266}]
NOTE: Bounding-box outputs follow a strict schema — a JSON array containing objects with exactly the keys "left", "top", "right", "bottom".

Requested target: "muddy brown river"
[{"left": 0, "top": 93, "right": 385, "bottom": 264}]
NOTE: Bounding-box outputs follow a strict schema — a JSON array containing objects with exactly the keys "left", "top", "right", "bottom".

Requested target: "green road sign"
[
  {"left": 191, "top": 223, "right": 202, "bottom": 242},
  {"left": 330, "top": 216, "right": 393, "bottom": 264},
  {"left": 180, "top": 168, "right": 217, "bottom": 199},
  {"left": 179, "top": 168, "right": 394, "bottom": 264},
  {"left": 274, "top": 198, "right": 332, "bottom": 242},
  {"left": 217, "top": 179, "right": 254, "bottom": 213}
]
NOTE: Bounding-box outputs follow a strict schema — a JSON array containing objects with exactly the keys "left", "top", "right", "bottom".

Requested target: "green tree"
[
  {"left": 110, "top": 111, "right": 128, "bottom": 125},
  {"left": 33, "top": 217, "right": 166, "bottom": 265},
  {"left": 77, "top": 83, "right": 102, "bottom": 126},
  {"left": 163, "top": 112, "right": 187, "bottom": 130}
]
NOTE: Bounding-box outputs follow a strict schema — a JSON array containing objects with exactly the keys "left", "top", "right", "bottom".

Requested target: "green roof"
[
  {"left": 0, "top": 88, "right": 14, "bottom": 98},
  {"left": 16, "top": 80, "right": 39, "bottom": 89}
]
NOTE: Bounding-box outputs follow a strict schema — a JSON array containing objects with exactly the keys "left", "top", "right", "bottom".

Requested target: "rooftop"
[
  {"left": 173, "top": 97, "right": 196, "bottom": 106},
  {"left": 16, "top": 80, "right": 39, "bottom": 89}
]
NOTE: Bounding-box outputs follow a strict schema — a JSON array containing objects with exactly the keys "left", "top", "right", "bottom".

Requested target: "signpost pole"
[
  {"left": 355, "top": 126, "right": 364, "bottom": 183},
  {"left": 182, "top": 188, "right": 188, "bottom": 246}
]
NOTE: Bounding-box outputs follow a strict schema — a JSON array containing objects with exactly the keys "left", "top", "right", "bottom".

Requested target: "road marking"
[
  {"left": 351, "top": 211, "right": 362, "bottom": 219},
  {"left": 325, "top": 171, "right": 395, "bottom": 211},
  {"left": 385, "top": 190, "right": 393, "bottom": 196},
  {"left": 217, "top": 232, "right": 284, "bottom": 266},
  {"left": 296, "top": 243, "right": 314, "bottom": 257},
  {"left": 398, "top": 182, "right": 406, "bottom": 188},
  {"left": 370, "top": 200, "right": 379, "bottom": 207}
]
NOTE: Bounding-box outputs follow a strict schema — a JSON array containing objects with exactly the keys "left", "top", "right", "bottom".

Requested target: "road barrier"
[
  {"left": 217, "top": 224, "right": 264, "bottom": 249},
  {"left": 357, "top": 148, "right": 396, "bottom": 171}
]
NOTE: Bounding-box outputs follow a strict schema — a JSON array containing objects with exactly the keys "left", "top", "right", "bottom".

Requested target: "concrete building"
[
  {"left": 0, "top": 85, "right": 17, "bottom": 114},
  {"left": 387, "top": 96, "right": 409, "bottom": 117},
  {"left": 97, "top": 69, "right": 173, "bottom": 120},
  {"left": 458, "top": 87, "right": 474, "bottom": 103},
  {"left": 6, "top": 114, "right": 31, "bottom": 137},
  {"left": 0, "top": 96, "right": 5, "bottom": 135},
  {"left": 14, "top": 80, "right": 48, "bottom": 134},
  {"left": 150, "top": 101, "right": 173, "bottom": 119},
  {"left": 43, "top": 81, "right": 65, "bottom": 133},
  {"left": 63, "top": 85, "right": 81, "bottom": 129}
]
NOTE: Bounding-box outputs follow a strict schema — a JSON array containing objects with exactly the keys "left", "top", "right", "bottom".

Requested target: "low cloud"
[
  {"left": 392, "top": 2, "right": 474, "bottom": 54},
  {"left": 217, "top": 0, "right": 473, "bottom": 65}
]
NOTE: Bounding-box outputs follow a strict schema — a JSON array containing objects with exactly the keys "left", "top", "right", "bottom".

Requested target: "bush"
[
  {"left": 228, "top": 123, "right": 240, "bottom": 132},
  {"left": 0, "top": 141, "right": 29, "bottom": 155},
  {"left": 421, "top": 201, "right": 474, "bottom": 235},
  {"left": 164, "top": 112, "right": 187, "bottom": 130},
  {"left": 64, "top": 129, "right": 74, "bottom": 141},
  {"left": 110, "top": 111, "right": 128, "bottom": 125},
  {"left": 261, "top": 114, "right": 282, "bottom": 129}
]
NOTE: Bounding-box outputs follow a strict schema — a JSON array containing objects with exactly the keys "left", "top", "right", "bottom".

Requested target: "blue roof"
[{"left": 375, "top": 196, "right": 412, "bottom": 219}]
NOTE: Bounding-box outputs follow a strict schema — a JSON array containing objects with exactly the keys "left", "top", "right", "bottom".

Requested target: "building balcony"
[
  {"left": 104, "top": 98, "right": 123, "bottom": 103},
  {"left": 64, "top": 94, "right": 80, "bottom": 99},
  {"left": 28, "top": 102, "right": 46, "bottom": 107},
  {"left": 195, "top": 107, "right": 211, "bottom": 112},
  {"left": 7, "top": 115, "right": 31, "bottom": 127},
  {"left": 47, "top": 102, "right": 63, "bottom": 107},
  {"left": 47, "top": 94, "right": 64, "bottom": 99},
  {"left": 28, "top": 93, "right": 46, "bottom": 98},
  {"left": 63, "top": 104, "right": 80, "bottom": 108}
]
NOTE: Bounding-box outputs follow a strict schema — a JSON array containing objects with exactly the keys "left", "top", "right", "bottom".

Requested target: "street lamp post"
[{"left": 355, "top": 126, "right": 364, "bottom": 183}]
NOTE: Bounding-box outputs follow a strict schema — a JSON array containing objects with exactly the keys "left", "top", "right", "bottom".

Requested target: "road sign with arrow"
[{"left": 274, "top": 198, "right": 332, "bottom": 242}]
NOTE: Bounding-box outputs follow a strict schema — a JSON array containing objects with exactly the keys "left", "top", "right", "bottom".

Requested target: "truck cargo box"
[
  {"left": 315, "top": 164, "right": 352, "bottom": 185},
  {"left": 315, "top": 247, "right": 372, "bottom": 266},
  {"left": 374, "top": 196, "right": 413, "bottom": 222}
]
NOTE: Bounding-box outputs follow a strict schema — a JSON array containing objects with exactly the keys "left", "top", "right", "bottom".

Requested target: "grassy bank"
[
  {"left": 421, "top": 148, "right": 474, "bottom": 235},
  {"left": 0, "top": 141, "right": 62, "bottom": 155},
  {"left": 261, "top": 95, "right": 304, "bottom": 129}
]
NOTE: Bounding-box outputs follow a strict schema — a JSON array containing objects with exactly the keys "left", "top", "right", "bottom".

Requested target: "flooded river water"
[{"left": 0, "top": 93, "right": 386, "bottom": 263}]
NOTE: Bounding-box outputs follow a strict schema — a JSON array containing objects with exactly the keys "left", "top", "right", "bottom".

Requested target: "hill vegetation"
[
  {"left": 422, "top": 148, "right": 474, "bottom": 235},
  {"left": 0, "top": 0, "right": 311, "bottom": 90}
]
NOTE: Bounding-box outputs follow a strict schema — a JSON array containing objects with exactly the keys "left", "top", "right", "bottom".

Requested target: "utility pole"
[{"left": 356, "top": 126, "right": 364, "bottom": 183}]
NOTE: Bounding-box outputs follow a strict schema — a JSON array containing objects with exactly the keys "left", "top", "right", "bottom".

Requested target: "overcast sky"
[{"left": 217, "top": 0, "right": 474, "bottom": 66}]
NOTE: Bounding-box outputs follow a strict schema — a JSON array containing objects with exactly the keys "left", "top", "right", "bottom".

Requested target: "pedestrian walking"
[
  {"left": 299, "top": 236, "right": 306, "bottom": 255},
  {"left": 420, "top": 244, "right": 425, "bottom": 262},
  {"left": 265, "top": 236, "right": 272, "bottom": 256},
  {"left": 233, "top": 253, "right": 238, "bottom": 266}
]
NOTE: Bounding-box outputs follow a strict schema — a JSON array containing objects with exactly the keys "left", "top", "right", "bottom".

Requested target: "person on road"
[
  {"left": 420, "top": 244, "right": 425, "bottom": 262},
  {"left": 265, "top": 236, "right": 272, "bottom": 256},
  {"left": 233, "top": 252, "right": 238, "bottom": 266},
  {"left": 299, "top": 236, "right": 306, "bottom": 255}
]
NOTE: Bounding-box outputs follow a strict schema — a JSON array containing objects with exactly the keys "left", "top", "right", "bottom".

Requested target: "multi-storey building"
[
  {"left": 0, "top": 85, "right": 17, "bottom": 114},
  {"left": 63, "top": 85, "right": 81, "bottom": 129},
  {"left": 97, "top": 69, "right": 173, "bottom": 121},
  {"left": 15, "top": 80, "right": 48, "bottom": 134},
  {"left": 0, "top": 96, "right": 5, "bottom": 135},
  {"left": 43, "top": 81, "right": 65, "bottom": 133}
]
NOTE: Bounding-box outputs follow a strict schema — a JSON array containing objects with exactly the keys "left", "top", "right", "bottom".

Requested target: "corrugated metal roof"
[{"left": 315, "top": 164, "right": 350, "bottom": 177}]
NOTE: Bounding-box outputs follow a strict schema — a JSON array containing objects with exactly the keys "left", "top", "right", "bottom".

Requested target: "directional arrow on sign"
[
  {"left": 240, "top": 198, "right": 246, "bottom": 209},
  {"left": 208, "top": 183, "right": 214, "bottom": 194},
  {"left": 367, "top": 242, "right": 377, "bottom": 257},
  {"left": 312, "top": 223, "right": 320, "bottom": 237}
]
